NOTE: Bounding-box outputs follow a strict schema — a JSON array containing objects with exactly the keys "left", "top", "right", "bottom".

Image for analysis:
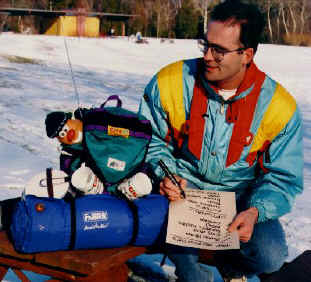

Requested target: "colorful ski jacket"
[{"left": 139, "top": 58, "right": 303, "bottom": 223}]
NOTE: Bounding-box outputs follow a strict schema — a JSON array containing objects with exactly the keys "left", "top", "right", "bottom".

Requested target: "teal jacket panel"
[{"left": 139, "top": 58, "right": 303, "bottom": 222}]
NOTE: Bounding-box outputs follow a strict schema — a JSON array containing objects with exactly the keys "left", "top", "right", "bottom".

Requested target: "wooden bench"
[
  {"left": 0, "top": 230, "right": 217, "bottom": 282},
  {"left": 0, "top": 231, "right": 147, "bottom": 281}
]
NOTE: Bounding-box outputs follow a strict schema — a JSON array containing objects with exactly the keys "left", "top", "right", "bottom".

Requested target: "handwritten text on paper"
[{"left": 166, "top": 189, "right": 240, "bottom": 250}]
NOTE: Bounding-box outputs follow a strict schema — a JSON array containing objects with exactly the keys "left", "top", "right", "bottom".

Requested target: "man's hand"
[
  {"left": 228, "top": 207, "right": 258, "bottom": 243},
  {"left": 159, "top": 175, "right": 187, "bottom": 201}
]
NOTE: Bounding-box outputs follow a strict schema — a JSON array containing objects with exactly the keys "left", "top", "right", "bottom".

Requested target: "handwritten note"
[{"left": 166, "top": 189, "right": 240, "bottom": 250}]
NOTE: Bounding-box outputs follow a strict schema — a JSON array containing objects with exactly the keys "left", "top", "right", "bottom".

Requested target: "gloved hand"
[
  {"left": 117, "top": 172, "right": 152, "bottom": 200},
  {"left": 71, "top": 163, "right": 104, "bottom": 194}
]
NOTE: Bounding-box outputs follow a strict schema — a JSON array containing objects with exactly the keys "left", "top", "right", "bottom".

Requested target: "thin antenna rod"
[{"left": 63, "top": 37, "right": 82, "bottom": 115}]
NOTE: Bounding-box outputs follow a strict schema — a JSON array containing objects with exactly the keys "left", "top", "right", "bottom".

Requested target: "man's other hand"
[
  {"left": 159, "top": 176, "right": 187, "bottom": 201},
  {"left": 228, "top": 207, "right": 259, "bottom": 242}
]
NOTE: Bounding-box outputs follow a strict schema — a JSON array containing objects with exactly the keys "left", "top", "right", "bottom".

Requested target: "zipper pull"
[{"left": 220, "top": 102, "right": 225, "bottom": 115}]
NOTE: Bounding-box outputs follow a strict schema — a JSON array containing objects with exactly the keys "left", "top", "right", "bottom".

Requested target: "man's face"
[
  {"left": 57, "top": 119, "right": 83, "bottom": 145},
  {"left": 203, "top": 20, "right": 253, "bottom": 89}
]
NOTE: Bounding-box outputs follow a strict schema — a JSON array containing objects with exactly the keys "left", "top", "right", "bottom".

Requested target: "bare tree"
[
  {"left": 153, "top": 0, "right": 177, "bottom": 38},
  {"left": 299, "top": 0, "right": 307, "bottom": 34},
  {"left": 132, "top": 0, "right": 153, "bottom": 37},
  {"left": 266, "top": 0, "right": 274, "bottom": 42},
  {"left": 196, "top": 0, "right": 220, "bottom": 34},
  {"left": 280, "top": 1, "right": 289, "bottom": 36},
  {"left": 288, "top": 0, "right": 298, "bottom": 34},
  {"left": 153, "top": 0, "right": 164, "bottom": 38},
  {"left": 277, "top": 0, "right": 310, "bottom": 44}
]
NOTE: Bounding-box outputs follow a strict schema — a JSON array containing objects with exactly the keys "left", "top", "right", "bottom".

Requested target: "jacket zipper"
[{"left": 220, "top": 101, "right": 225, "bottom": 115}]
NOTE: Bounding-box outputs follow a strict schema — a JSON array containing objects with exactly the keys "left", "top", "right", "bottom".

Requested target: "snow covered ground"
[{"left": 0, "top": 33, "right": 310, "bottom": 281}]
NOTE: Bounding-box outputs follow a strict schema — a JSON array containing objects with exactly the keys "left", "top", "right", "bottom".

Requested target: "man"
[{"left": 139, "top": 1, "right": 303, "bottom": 281}]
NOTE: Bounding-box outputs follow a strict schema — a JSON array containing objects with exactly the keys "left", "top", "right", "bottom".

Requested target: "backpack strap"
[
  {"left": 100, "top": 95, "right": 122, "bottom": 108},
  {"left": 46, "top": 167, "right": 54, "bottom": 198}
]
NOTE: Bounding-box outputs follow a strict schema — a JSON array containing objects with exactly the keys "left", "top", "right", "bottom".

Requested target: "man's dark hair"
[{"left": 210, "top": 0, "right": 265, "bottom": 53}]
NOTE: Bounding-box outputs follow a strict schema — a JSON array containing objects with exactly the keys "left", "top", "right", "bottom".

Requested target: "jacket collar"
[{"left": 199, "top": 60, "right": 263, "bottom": 102}]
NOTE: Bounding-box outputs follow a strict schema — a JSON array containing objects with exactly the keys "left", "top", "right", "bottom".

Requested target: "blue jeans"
[
  {"left": 166, "top": 244, "right": 214, "bottom": 282},
  {"left": 167, "top": 219, "right": 288, "bottom": 282}
]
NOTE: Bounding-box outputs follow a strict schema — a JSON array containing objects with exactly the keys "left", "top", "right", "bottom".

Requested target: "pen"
[{"left": 158, "top": 160, "right": 186, "bottom": 199}]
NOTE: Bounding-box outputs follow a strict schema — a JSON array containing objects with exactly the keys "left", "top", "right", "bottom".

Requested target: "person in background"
[
  {"left": 110, "top": 27, "right": 115, "bottom": 36},
  {"left": 139, "top": 0, "right": 303, "bottom": 281}
]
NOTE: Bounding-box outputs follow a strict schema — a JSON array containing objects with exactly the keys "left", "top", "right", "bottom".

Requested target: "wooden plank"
[
  {"left": 0, "top": 230, "right": 146, "bottom": 274},
  {"left": 12, "top": 268, "right": 31, "bottom": 282},
  {"left": 0, "top": 232, "right": 33, "bottom": 260},
  {"left": 35, "top": 246, "right": 147, "bottom": 274},
  {"left": 0, "top": 256, "right": 77, "bottom": 281},
  {"left": 91, "top": 246, "right": 146, "bottom": 276},
  {"left": 0, "top": 265, "right": 9, "bottom": 280},
  {"left": 76, "top": 264, "right": 129, "bottom": 282},
  {"left": 0, "top": 231, "right": 146, "bottom": 281}
]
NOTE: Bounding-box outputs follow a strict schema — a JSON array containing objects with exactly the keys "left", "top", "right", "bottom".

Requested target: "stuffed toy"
[{"left": 45, "top": 110, "right": 152, "bottom": 200}]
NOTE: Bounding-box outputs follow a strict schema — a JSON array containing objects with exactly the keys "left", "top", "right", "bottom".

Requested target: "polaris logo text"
[{"left": 83, "top": 211, "right": 108, "bottom": 222}]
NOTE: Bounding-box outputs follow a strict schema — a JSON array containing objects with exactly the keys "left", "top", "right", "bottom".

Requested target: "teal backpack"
[{"left": 60, "top": 95, "right": 152, "bottom": 192}]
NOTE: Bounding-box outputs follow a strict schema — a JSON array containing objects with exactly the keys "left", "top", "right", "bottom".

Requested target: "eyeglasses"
[{"left": 198, "top": 39, "right": 245, "bottom": 62}]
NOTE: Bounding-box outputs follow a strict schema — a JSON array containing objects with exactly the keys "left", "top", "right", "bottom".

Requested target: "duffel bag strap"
[
  {"left": 46, "top": 167, "right": 54, "bottom": 198},
  {"left": 101, "top": 95, "right": 122, "bottom": 108}
]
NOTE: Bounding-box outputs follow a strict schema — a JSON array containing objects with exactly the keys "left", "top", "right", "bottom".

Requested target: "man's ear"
[{"left": 243, "top": 48, "right": 254, "bottom": 65}]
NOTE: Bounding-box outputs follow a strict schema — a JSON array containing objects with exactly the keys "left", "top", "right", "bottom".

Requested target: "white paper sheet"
[{"left": 166, "top": 189, "right": 240, "bottom": 250}]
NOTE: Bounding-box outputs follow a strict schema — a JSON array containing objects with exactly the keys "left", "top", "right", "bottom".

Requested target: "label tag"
[
  {"left": 108, "top": 125, "right": 129, "bottom": 138},
  {"left": 107, "top": 157, "right": 126, "bottom": 171}
]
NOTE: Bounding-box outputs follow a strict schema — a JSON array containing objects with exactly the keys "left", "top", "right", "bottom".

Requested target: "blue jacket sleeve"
[
  {"left": 248, "top": 108, "right": 304, "bottom": 222},
  {"left": 138, "top": 76, "right": 178, "bottom": 181}
]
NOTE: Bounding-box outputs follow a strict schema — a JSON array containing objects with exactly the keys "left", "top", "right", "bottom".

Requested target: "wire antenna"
[
  {"left": 59, "top": 14, "right": 83, "bottom": 118},
  {"left": 63, "top": 37, "right": 83, "bottom": 118}
]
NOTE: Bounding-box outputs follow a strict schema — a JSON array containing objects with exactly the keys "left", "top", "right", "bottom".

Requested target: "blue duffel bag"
[
  {"left": 132, "top": 194, "right": 169, "bottom": 246},
  {"left": 10, "top": 194, "right": 168, "bottom": 253},
  {"left": 10, "top": 195, "right": 71, "bottom": 253},
  {"left": 74, "top": 194, "right": 134, "bottom": 249}
]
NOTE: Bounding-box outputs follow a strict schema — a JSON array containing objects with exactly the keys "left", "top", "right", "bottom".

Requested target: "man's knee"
[
  {"left": 254, "top": 241, "right": 288, "bottom": 274},
  {"left": 244, "top": 235, "right": 288, "bottom": 274},
  {"left": 240, "top": 219, "right": 288, "bottom": 275},
  {"left": 259, "top": 221, "right": 287, "bottom": 271}
]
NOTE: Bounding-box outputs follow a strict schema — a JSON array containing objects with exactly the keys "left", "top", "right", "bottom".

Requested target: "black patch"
[
  {"left": 259, "top": 250, "right": 311, "bottom": 282},
  {"left": 84, "top": 109, "right": 152, "bottom": 136},
  {"left": 143, "top": 93, "right": 150, "bottom": 102}
]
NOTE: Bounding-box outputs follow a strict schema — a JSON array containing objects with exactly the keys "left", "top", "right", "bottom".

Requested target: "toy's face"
[{"left": 57, "top": 119, "right": 83, "bottom": 145}]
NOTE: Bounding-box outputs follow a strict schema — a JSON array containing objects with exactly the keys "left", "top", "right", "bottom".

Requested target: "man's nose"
[{"left": 203, "top": 47, "right": 214, "bottom": 61}]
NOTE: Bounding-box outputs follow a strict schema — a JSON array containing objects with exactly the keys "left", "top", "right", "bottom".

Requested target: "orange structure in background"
[
  {"left": 45, "top": 9, "right": 100, "bottom": 37},
  {"left": 0, "top": 7, "right": 134, "bottom": 37}
]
